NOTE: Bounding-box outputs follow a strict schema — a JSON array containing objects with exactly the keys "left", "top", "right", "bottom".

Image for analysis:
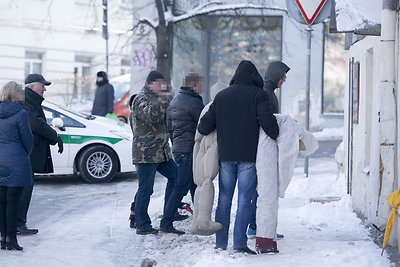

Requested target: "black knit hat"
[
  {"left": 146, "top": 71, "right": 165, "bottom": 84},
  {"left": 97, "top": 71, "right": 108, "bottom": 80}
]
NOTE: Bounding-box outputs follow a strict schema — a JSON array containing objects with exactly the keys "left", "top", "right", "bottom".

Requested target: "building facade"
[
  {"left": 132, "top": 0, "right": 345, "bottom": 130},
  {"left": 0, "top": 0, "right": 133, "bottom": 105}
]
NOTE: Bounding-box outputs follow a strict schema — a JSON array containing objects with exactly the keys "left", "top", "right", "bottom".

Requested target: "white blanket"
[{"left": 256, "top": 114, "right": 318, "bottom": 238}]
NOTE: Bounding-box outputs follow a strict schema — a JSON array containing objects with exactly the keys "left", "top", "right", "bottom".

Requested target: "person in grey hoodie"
[{"left": 263, "top": 61, "right": 290, "bottom": 113}]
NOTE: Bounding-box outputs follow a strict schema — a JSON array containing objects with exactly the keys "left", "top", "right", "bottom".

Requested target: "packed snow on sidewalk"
[{"left": 0, "top": 158, "right": 392, "bottom": 267}]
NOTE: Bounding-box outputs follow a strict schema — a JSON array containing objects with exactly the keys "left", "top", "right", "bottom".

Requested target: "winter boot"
[
  {"left": 0, "top": 235, "right": 6, "bottom": 250},
  {"left": 5, "top": 236, "right": 23, "bottom": 251},
  {"left": 255, "top": 237, "right": 279, "bottom": 254},
  {"left": 129, "top": 201, "right": 136, "bottom": 228}
]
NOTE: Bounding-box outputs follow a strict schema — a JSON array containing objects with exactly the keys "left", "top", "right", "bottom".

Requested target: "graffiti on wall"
[{"left": 132, "top": 48, "right": 156, "bottom": 70}]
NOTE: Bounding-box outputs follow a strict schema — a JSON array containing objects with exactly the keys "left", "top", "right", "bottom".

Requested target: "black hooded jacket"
[
  {"left": 198, "top": 60, "right": 279, "bottom": 162},
  {"left": 91, "top": 79, "right": 114, "bottom": 116},
  {"left": 167, "top": 87, "right": 204, "bottom": 153},
  {"left": 263, "top": 61, "right": 290, "bottom": 113}
]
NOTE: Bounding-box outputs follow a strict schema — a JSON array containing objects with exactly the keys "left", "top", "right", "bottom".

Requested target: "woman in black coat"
[{"left": 0, "top": 81, "right": 33, "bottom": 251}]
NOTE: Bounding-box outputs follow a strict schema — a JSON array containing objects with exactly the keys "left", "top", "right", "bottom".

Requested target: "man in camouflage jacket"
[{"left": 130, "top": 70, "right": 185, "bottom": 235}]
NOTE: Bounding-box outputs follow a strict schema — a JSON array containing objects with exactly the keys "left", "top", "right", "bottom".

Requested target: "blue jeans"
[
  {"left": 160, "top": 152, "right": 196, "bottom": 228},
  {"left": 249, "top": 191, "right": 258, "bottom": 230},
  {"left": 215, "top": 161, "right": 257, "bottom": 249},
  {"left": 135, "top": 159, "right": 177, "bottom": 231}
]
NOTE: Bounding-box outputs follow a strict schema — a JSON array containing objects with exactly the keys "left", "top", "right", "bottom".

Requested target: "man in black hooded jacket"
[
  {"left": 91, "top": 71, "right": 114, "bottom": 116},
  {"left": 198, "top": 60, "right": 278, "bottom": 254}
]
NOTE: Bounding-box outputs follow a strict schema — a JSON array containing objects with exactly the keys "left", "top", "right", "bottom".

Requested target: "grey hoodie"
[{"left": 263, "top": 61, "right": 290, "bottom": 113}]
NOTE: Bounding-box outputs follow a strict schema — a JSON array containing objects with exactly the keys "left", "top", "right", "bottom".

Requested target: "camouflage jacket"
[{"left": 131, "top": 86, "right": 172, "bottom": 164}]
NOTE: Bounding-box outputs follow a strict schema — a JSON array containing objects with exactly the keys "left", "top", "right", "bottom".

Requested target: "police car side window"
[{"left": 43, "top": 107, "right": 85, "bottom": 128}]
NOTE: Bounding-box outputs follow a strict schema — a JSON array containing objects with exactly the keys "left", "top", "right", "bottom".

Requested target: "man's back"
[{"left": 198, "top": 60, "right": 279, "bottom": 162}]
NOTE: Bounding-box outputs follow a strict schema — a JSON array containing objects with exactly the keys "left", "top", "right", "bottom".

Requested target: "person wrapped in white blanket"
[{"left": 255, "top": 114, "right": 319, "bottom": 253}]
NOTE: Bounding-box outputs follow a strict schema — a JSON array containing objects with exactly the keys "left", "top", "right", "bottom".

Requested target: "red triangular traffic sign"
[{"left": 294, "top": 0, "right": 327, "bottom": 25}]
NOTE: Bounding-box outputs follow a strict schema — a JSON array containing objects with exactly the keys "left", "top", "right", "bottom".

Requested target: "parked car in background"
[
  {"left": 111, "top": 74, "right": 131, "bottom": 123},
  {"left": 42, "top": 101, "right": 135, "bottom": 183}
]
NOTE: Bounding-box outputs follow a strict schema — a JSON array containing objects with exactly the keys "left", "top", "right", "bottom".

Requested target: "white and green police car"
[{"left": 42, "top": 101, "right": 134, "bottom": 183}]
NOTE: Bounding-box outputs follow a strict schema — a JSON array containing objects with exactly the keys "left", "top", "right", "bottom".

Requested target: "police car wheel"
[{"left": 78, "top": 145, "right": 118, "bottom": 183}]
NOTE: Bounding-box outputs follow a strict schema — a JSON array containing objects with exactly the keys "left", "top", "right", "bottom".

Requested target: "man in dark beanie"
[
  {"left": 130, "top": 70, "right": 185, "bottom": 235},
  {"left": 91, "top": 71, "right": 114, "bottom": 116}
]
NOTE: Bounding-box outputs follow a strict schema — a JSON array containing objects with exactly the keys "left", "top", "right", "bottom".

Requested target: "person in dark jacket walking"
[
  {"left": 160, "top": 73, "right": 204, "bottom": 230},
  {"left": 248, "top": 61, "right": 290, "bottom": 240},
  {"left": 16, "top": 74, "right": 64, "bottom": 235},
  {"left": 263, "top": 61, "right": 290, "bottom": 113},
  {"left": 198, "top": 60, "right": 279, "bottom": 254},
  {"left": 0, "top": 81, "right": 33, "bottom": 250},
  {"left": 130, "top": 70, "right": 184, "bottom": 235},
  {"left": 91, "top": 71, "right": 114, "bottom": 116}
]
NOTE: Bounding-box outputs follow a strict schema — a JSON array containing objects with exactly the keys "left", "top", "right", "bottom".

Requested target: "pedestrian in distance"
[
  {"left": 197, "top": 60, "right": 279, "bottom": 254},
  {"left": 16, "top": 74, "right": 64, "bottom": 236},
  {"left": 91, "top": 71, "right": 114, "bottom": 117},
  {"left": 160, "top": 73, "right": 205, "bottom": 230},
  {"left": 130, "top": 70, "right": 185, "bottom": 235},
  {"left": 248, "top": 60, "right": 290, "bottom": 239},
  {"left": 0, "top": 81, "right": 33, "bottom": 251}
]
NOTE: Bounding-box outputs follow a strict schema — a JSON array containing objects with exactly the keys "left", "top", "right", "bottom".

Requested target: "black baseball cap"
[{"left": 24, "top": 74, "right": 51, "bottom": 86}]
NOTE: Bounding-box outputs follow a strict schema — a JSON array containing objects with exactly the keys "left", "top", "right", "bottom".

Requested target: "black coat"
[
  {"left": 91, "top": 81, "right": 114, "bottom": 116},
  {"left": 198, "top": 60, "right": 279, "bottom": 162},
  {"left": 0, "top": 101, "right": 33, "bottom": 186},
  {"left": 24, "top": 88, "right": 58, "bottom": 173},
  {"left": 263, "top": 61, "right": 290, "bottom": 113},
  {"left": 167, "top": 87, "right": 204, "bottom": 153}
]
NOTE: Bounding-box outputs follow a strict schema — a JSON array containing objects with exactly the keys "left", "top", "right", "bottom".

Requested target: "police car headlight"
[{"left": 110, "top": 130, "right": 132, "bottom": 141}]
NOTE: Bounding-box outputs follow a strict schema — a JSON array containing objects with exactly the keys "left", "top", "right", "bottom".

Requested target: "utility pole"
[
  {"left": 304, "top": 24, "right": 312, "bottom": 177},
  {"left": 102, "top": 0, "right": 109, "bottom": 73}
]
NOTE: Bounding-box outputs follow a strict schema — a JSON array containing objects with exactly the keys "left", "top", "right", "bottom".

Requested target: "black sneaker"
[
  {"left": 159, "top": 226, "right": 185, "bottom": 235},
  {"left": 16, "top": 225, "right": 38, "bottom": 235},
  {"left": 173, "top": 214, "right": 189, "bottom": 222},
  {"left": 234, "top": 247, "right": 257, "bottom": 255},
  {"left": 136, "top": 227, "right": 158, "bottom": 235}
]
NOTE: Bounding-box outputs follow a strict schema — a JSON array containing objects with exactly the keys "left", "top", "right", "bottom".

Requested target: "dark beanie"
[
  {"left": 97, "top": 71, "right": 108, "bottom": 79},
  {"left": 146, "top": 71, "right": 165, "bottom": 84}
]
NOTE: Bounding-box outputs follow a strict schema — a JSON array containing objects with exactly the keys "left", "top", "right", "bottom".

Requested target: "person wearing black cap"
[
  {"left": 16, "top": 74, "right": 64, "bottom": 235},
  {"left": 130, "top": 70, "right": 185, "bottom": 235},
  {"left": 91, "top": 71, "right": 114, "bottom": 117}
]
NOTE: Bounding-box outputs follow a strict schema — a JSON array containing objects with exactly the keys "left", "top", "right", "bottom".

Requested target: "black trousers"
[
  {"left": 0, "top": 186, "right": 24, "bottom": 239},
  {"left": 16, "top": 172, "right": 34, "bottom": 228}
]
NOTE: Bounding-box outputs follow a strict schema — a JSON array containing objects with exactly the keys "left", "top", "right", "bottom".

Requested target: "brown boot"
[{"left": 255, "top": 237, "right": 279, "bottom": 254}]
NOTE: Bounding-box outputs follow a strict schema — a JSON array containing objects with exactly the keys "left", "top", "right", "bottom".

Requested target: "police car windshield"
[{"left": 46, "top": 101, "right": 94, "bottom": 120}]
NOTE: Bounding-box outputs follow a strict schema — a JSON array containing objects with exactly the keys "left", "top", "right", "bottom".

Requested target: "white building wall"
[
  {"left": 0, "top": 0, "right": 133, "bottom": 104},
  {"left": 344, "top": 33, "right": 400, "bottom": 248}
]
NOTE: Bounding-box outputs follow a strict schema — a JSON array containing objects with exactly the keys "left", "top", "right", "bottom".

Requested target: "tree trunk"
[{"left": 156, "top": 22, "right": 173, "bottom": 83}]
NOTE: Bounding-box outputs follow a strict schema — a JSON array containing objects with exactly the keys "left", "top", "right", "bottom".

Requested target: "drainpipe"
[{"left": 375, "top": 0, "right": 397, "bottom": 229}]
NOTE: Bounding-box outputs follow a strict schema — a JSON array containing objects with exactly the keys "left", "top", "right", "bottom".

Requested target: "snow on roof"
[{"left": 335, "top": 0, "right": 381, "bottom": 32}]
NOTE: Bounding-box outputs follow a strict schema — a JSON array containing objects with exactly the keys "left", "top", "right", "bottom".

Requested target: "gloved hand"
[{"left": 57, "top": 135, "right": 64, "bottom": 154}]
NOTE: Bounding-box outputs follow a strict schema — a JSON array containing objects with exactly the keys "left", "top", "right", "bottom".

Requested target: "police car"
[{"left": 42, "top": 101, "right": 135, "bottom": 183}]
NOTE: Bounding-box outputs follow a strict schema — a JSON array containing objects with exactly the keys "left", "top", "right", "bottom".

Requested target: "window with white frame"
[
  {"left": 74, "top": 55, "right": 92, "bottom": 99},
  {"left": 24, "top": 51, "right": 43, "bottom": 77},
  {"left": 120, "top": 57, "right": 131, "bottom": 75}
]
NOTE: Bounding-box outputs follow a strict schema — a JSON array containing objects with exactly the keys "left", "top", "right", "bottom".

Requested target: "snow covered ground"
[{"left": 0, "top": 157, "right": 392, "bottom": 267}]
